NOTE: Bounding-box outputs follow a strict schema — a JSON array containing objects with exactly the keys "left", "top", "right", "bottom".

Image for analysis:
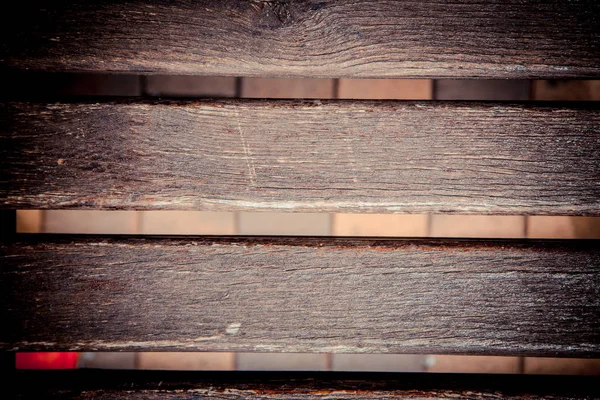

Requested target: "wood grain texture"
[
  {"left": 9, "top": 371, "right": 600, "bottom": 399},
  {"left": 2, "top": 100, "right": 600, "bottom": 214},
  {"left": 1, "top": 1, "right": 599, "bottom": 78},
  {"left": 1, "top": 235, "right": 599, "bottom": 355}
]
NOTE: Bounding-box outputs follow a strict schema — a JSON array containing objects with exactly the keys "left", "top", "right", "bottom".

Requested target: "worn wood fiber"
[
  {"left": 1, "top": 1, "right": 599, "bottom": 79},
  {"left": 10, "top": 371, "right": 600, "bottom": 399},
  {"left": 1, "top": 236, "right": 599, "bottom": 355},
  {"left": 2, "top": 100, "right": 600, "bottom": 214}
]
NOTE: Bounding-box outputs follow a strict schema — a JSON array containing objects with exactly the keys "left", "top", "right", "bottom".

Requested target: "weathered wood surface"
[
  {"left": 9, "top": 371, "right": 600, "bottom": 399},
  {"left": 2, "top": 100, "right": 599, "bottom": 214},
  {"left": 1, "top": 235, "right": 599, "bottom": 355},
  {"left": 1, "top": 1, "right": 599, "bottom": 78}
]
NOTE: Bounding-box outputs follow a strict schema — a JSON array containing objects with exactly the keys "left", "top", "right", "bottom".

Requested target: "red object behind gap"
[{"left": 16, "top": 352, "right": 79, "bottom": 369}]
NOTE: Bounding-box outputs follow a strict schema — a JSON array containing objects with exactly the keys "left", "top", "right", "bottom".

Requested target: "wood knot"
[{"left": 252, "top": 0, "right": 294, "bottom": 28}]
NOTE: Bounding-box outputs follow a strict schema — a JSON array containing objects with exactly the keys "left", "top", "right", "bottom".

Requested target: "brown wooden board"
[
  {"left": 1, "top": 235, "right": 599, "bottom": 355},
  {"left": 1, "top": 1, "right": 599, "bottom": 79},
  {"left": 8, "top": 371, "right": 600, "bottom": 399},
  {"left": 2, "top": 100, "right": 600, "bottom": 214}
]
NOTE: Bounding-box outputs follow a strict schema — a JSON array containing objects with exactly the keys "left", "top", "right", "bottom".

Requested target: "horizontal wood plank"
[
  {"left": 1, "top": 235, "right": 599, "bottom": 355},
  {"left": 1, "top": 1, "right": 599, "bottom": 78},
  {"left": 9, "top": 371, "right": 600, "bottom": 399},
  {"left": 2, "top": 100, "right": 600, "bottom": 214}
]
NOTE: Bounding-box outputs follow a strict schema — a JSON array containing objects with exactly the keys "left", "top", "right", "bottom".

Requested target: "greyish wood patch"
[
  {"left": 2, "top": 100, "right": 599, "bottom": 214},
  {"left": 1, "top": 236, "right": 599, "bottom": 355},
  {"left": 1, "top": 1, "right": 599, "bottom": 78}
]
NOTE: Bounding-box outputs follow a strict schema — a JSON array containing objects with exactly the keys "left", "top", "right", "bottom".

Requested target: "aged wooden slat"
[
  {"left": 1, "top": 235, "right": 599, "bottom": 355},
  {"left": 2, "top": 100, "right": 599, "bottom": 214},
  {"left": 9, "top": 371, "right": 600, "bottom": 399},
  {"left": 1, "top": 1, "right": 599, "bottom": 78}
]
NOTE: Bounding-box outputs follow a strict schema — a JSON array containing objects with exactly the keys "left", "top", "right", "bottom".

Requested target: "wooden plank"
[
  {"left": 1, "top": 1, "right": 599, "bottom": 79},
  {"left": 1, "top": 235, "right": 599, "bottom": 355},
  {"left": 2, "top": 99, "right": 600, "bottom": 214},
  {"left": 8, "top": 370, "right": 600, "bottom": 399}
]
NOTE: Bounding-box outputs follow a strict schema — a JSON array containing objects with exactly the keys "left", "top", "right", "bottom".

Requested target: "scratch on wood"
[
  {"left": 226, "top": 323, "right": 241, "bottom": 335},
  {"left": 235, "top": 109, "right": 257, "bottom": 186},
  {"left": 344, "top": 136, "right": 359, "bottom": 183}
]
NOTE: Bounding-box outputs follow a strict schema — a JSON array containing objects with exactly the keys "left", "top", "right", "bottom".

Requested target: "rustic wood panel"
[
  {"left": 2, "top": 100, "right": 600, "bottom": 214},
  {"left": 9, "top": 371, "right": 600, "bottom": 399},
  {"left": 1, "top": 1, "right": 599, "bottom": 78},
  {"left": 1, "top": 236, "right": 599, "bottom": 355}
]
